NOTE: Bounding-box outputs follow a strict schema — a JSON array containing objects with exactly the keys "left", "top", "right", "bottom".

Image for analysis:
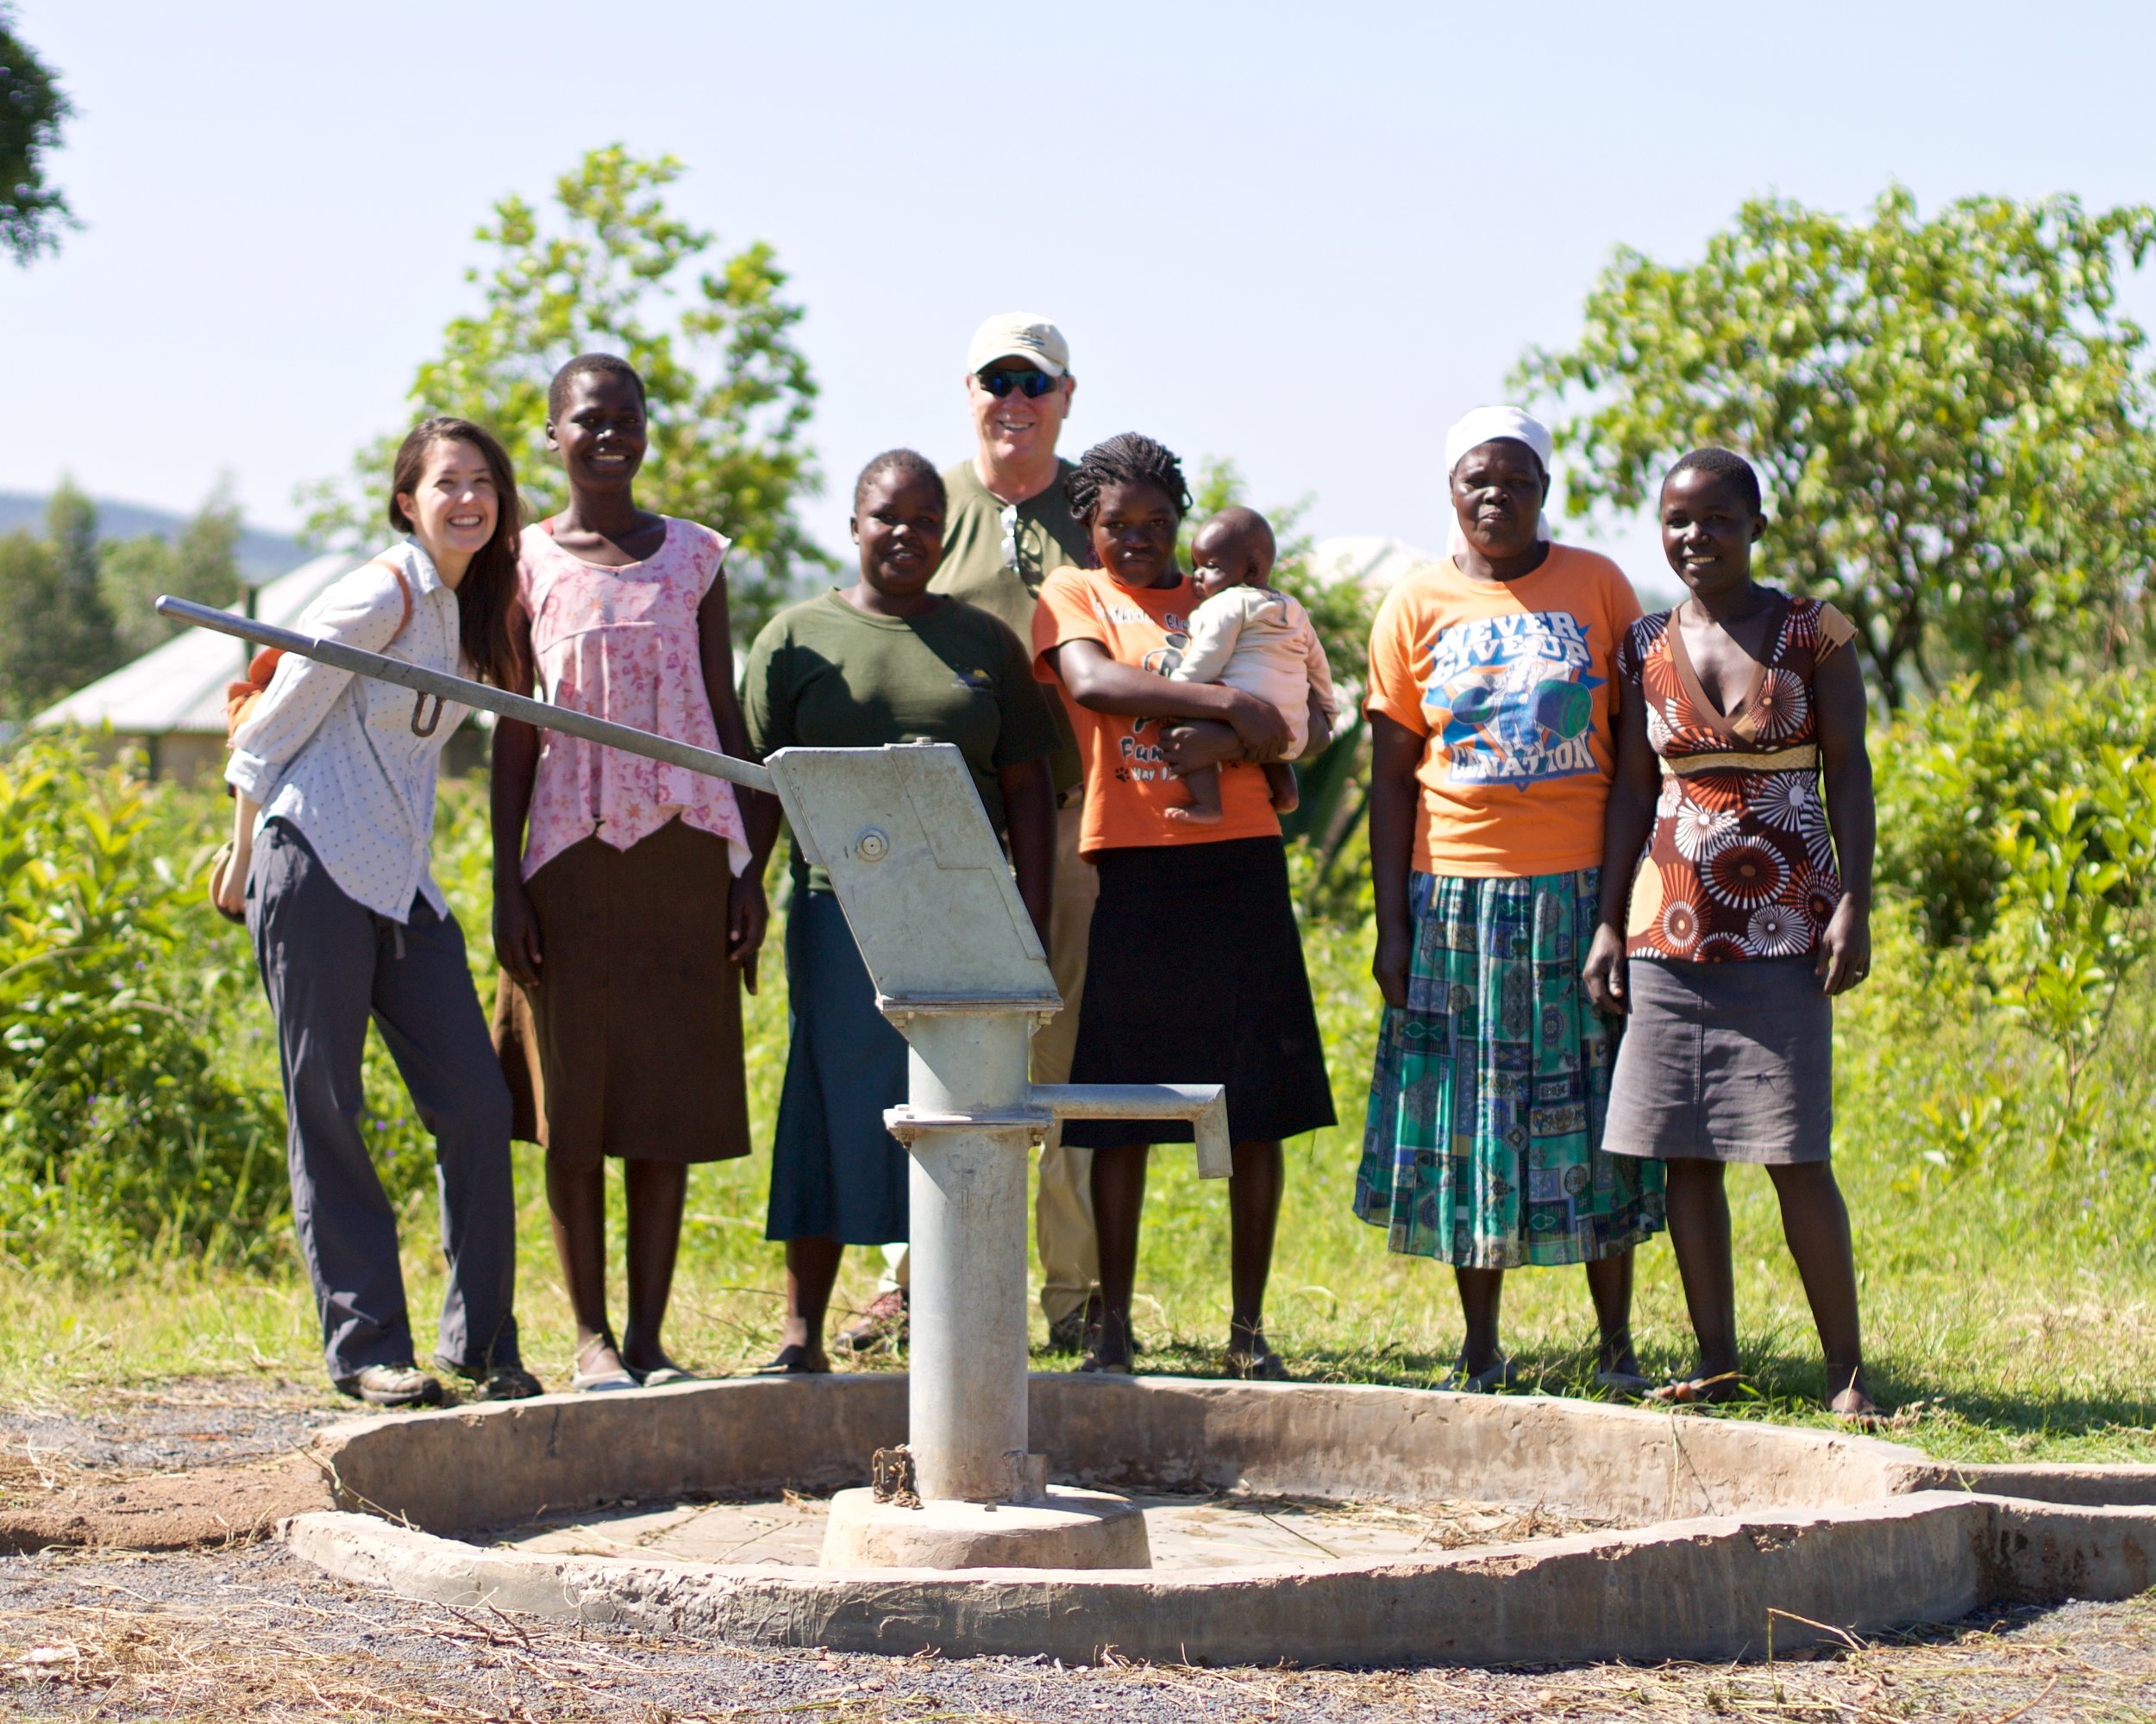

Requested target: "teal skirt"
[{"left": 1355, "top": 868, "right": 1664, "bottom": 1267}]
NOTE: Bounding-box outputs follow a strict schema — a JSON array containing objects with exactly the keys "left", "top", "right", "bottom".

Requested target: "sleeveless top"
[
  {"left": 1614, "top": 592, "right": 1856, "bottom": 962},
  {"left": 517, "top": 517, "right": 750, "bottom": 881}
]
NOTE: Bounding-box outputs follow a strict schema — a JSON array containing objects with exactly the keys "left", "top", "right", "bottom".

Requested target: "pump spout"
[{"left": 1027, "top": 1082, "right": 1232, "bottom": 1179}]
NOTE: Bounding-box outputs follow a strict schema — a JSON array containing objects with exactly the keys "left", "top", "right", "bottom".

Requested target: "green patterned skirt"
[{"left": 1356, "top": 868, "right": 1664, "bottom": 1267}]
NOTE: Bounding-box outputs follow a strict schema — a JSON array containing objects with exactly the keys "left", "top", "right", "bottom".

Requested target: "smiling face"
[
  {"left": 1449, "top": 437, "right": 1549, "bottom": 562},
  {"left": 548, "top": 369, "right": 648, "bottom": 494},
  {"left": 852, "top": 467, "right": 948, "bottom": 601},
  {"left": 1660, "top": 465, "right": 1765, "bottom": 598},
  {"left": 393, "top": 438, "right": 499, "bottom": 580},
  {"left": 967, "top": 358, "right": 1074, "bottom": 468},
  {"left": 1087, "top": 478, "right": 1182, "bottom": 589}
]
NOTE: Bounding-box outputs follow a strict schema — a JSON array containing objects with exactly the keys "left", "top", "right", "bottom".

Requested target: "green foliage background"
[
  {"left": 0, "top": 2, "right": 72, "bottom": 264},
  {"left": 8, "top": 688, "right": 2156, "bottom": 1458},
  {"left": 302, "top": 147, "right": 826, "bottom": 646}
]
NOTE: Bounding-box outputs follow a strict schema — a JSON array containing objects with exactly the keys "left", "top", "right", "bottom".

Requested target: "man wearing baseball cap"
[{"left": 834, "top": 313, "right": 1100, "bottom": 1358}]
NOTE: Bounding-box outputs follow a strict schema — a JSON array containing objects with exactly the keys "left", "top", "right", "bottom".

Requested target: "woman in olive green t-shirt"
[{"left": 741, "top": 448, "right": 1059, "bottom": 1371}]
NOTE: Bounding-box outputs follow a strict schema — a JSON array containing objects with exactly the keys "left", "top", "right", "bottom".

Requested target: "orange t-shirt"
[
  {"left": 1364, "top": 545, "right": 1641, "bottom": 878},
  {"left": 1032, "top": 565, "right": 1281, "bottom": 858}
]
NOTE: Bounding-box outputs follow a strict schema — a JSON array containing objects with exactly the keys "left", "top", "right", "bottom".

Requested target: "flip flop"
[
  {"left": 754, "top": 1344, "right": 830, "bottom": 1376},
  {"left": 1593, "top": 1367, "right": 1654, "bottom": 1400},
  {"left": 1077, "top": 1354, "right": 1132, "bottom": 1375},
  {"left": 637, "top": 1366, "right": 701, "bottom": 1388},
  {"left": 569, "top": 1367, "right": 638, "bottom": 1393}
]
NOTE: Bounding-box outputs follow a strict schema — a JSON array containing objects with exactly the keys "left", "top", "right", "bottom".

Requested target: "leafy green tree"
[
  {"left": 0, "top": 480, "right": 116, "bottom": 718},
  {"left": 97, "top": 486, "right": 244, "bottom": 660},
  {"left": 1517, "top": 188, "right": 2156, "bottom": 703},
  {"left": 0, "top": 3, "right": 72, "bottom": 264},
  {"left": 306, "top": 145, "right": 824, "bottom": 644}
]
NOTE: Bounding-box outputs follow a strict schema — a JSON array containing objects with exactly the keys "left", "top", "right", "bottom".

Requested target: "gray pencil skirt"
[{"left": 1602, "top": 957, "right": 1833, "bottom": 1165}]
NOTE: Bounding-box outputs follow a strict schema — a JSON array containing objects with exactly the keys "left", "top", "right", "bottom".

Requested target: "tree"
[
  {"left": 305, "top": 145, "right": 824, "bottom": 644},
  {"left": 0, "top": 3, "right": 72, "bottom": 264},
  {"left": 1517, "top": 188, "right": 2156, "bottom": 703},
  {"left": 0, "top": 481, "right": 115, "bottom": 718},
  {"left": 97, "top": 486, "right": 244, "bottom": 660}
]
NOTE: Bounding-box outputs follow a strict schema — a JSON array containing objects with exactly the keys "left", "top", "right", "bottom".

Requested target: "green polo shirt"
[
  {"left": 928, "top": 458, "right": 1090, "bottom": 793},
  {"left": 742, "top": 590, "right": 1060, "bottom": 893}
]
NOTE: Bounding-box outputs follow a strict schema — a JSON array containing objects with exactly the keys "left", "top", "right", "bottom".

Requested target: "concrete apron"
[{"left": 285, "top": 1375, "right": 2156, "bottom": 1666}]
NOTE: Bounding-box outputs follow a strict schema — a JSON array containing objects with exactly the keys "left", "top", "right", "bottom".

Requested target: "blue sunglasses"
[{"left": 977, "top": 366, "right": 1058, "bottom": 399}]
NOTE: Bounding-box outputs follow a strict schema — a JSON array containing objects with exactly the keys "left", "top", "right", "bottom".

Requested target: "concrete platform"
[
  {"left": 821, "top": 1484, "right": 1149, "bottom": 1569},
  {"left": 282, "top": 1372, "right": 2156, "bottom": 1665}
]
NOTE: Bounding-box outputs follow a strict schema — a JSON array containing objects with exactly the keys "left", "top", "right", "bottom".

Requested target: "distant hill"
[{"left": 0, "top": 491, "right": 314, "bottom": 584}]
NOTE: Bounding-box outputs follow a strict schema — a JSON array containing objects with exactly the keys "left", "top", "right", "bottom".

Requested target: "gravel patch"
[{"left": 1, "top": 1541, "right": 2153, "bottom": 1721}]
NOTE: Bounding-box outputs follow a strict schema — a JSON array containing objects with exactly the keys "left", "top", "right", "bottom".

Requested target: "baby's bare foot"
[
  {"left": 1269, "top": 783, "right": 1300, "bottom": 813},
  {"left": 1163, "top": 804, "right": 1225, "bottom": 824}
]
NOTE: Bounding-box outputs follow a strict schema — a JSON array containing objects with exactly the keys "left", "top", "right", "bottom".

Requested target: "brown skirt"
[
  {"left": 492, "top": 818, "right": 749, "bottom": 1167},
  {"left": 1601, "top": 956, "right": 1832, "bottom": 1165}
]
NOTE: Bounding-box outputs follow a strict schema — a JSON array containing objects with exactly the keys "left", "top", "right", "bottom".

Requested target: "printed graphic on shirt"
[{"left": 1422, "top": 611, "right": 1602, "bottom": 787}]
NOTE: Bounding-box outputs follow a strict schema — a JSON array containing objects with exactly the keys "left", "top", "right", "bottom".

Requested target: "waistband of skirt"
[{"left": 1660, "top": 743, "right": 1817, "bottom": 775}]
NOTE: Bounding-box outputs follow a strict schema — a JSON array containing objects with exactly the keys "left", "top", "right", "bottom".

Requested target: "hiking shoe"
[
  {"left": 834, "top": 1288, "right": 907, "bottom": 1356},
  {"left": 334, "top": 1364, "right": 444, "bottom": 1408},
  {"left": 467, "top": 1365, "right": 546, "bottom": 1401},
  {"left": 1046, "top": 1293, "right": 1120, "bottom": 1357}
]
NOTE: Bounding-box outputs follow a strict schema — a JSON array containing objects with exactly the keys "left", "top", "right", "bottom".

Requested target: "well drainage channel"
[{"left": 287, "top": 1374, "right": 2156, "bottom": 1667}]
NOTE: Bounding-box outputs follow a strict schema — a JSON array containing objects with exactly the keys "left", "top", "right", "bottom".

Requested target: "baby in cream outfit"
[{"left": 1166, "top": 507, "right": 1340, "bottom": 824}]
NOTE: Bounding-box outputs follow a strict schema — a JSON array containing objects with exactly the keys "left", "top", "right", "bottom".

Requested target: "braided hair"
[
  {"left": 547, "top": 352, "right": 647, "bottom": 423},
  {"left": 1062, "top": 432, "right": 1192, "bottom": 523},
  {"left": 853, "top": 448, "right": 945, "bottom": 514},
  {"left": 1665, "top": 446, "right": 1763, "bottom": 517}
]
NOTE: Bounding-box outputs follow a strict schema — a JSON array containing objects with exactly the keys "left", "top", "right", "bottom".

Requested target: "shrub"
[{"left": 0, "top": 734, "right": 284, "bottom": 1273}]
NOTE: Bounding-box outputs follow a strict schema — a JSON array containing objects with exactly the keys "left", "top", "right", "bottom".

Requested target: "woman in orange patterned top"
[{"left": 1583, "top": 448, "right": 1878, "bottom": 1422}]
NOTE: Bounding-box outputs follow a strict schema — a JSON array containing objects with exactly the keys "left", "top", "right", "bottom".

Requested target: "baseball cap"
[{"left": 966, "top": 312, "right": 1069, "bottom": 379}]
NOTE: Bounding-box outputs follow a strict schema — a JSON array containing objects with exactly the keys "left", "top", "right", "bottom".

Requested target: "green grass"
[{"left": 4, "top": 870, "right": 2154, "bottom": 1466}]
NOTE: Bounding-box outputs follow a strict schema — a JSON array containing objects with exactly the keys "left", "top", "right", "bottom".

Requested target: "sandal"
[
  {"left": 1078, "top": 1354, "right": 1132, "bottom": 1375},
  {"left": 637, "top": 1365, "right": 701, "bottom": 1388},
  {"left": 755, "top": 1343, "right": 830, "bottom": 1376},
  {"left": 1225, "top": 1346, "right": 1291, "bottom": 1382},
  {"left": 1649, "top": 1371, "right": 1746, "bottom": 1407},
  {"left": 1593, "top": 1367, "right": 1653, "bottom": 1400},
  {"left": 569, "top": 1336, "right": 638, "bottom": 1394}
]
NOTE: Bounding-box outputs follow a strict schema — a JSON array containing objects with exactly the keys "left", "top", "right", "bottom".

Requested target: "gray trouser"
[{"left": 248, "top": 818, "right": 520, "bottom": 1381}]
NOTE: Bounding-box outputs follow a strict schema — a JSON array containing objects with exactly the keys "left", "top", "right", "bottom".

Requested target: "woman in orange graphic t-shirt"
[
  {"left": 1033, "top": 433, "right": 1336, "bottom": 1378},
  {"left": 1357, "top": 406, "right": 1664, "bottom": 1395}
]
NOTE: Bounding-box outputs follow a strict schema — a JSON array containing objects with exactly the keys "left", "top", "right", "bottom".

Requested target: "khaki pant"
[
  {"left": 1033, "top": 799, "right": 1100, "bottom": 1326},
  {"left": 874, "top": 803, "right": 1100, "bottom": 1326}
]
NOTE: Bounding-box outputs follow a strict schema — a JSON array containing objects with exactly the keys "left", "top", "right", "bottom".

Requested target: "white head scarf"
[{"left": 1444, "top": 404, "right": 1554, "bottom": 555}]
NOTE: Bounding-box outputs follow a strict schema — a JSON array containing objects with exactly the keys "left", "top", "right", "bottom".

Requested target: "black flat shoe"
[{"left": 755, "top": 1343, "right": 830, "bottom": 1376}]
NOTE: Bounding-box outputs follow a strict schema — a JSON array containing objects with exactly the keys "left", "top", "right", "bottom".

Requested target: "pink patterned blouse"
[{"left": 517, "top": 517, "right": 750, "bottom": 881}]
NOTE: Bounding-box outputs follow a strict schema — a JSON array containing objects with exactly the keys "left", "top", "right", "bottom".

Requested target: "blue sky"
[{"left": 4, "top": 0, "right": 2153, "bottom": 586}]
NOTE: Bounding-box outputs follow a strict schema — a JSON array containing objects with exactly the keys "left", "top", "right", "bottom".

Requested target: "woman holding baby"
[{"left": 1032, "top": 432, "right": 1337, "bottom": 1378}]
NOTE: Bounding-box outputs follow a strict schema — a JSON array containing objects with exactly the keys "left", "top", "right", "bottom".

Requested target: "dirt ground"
[{"left": 3, "top": 1379, "right": 2154, "bottom": 1723}]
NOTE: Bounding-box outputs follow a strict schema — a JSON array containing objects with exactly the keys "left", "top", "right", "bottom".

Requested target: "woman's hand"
[
  {"left": 728, "top": 869, "right": 769, "bottom": 995},
  {"left": 1222, "top": 689, "right": 1293, "bottom": 762},
  {"left": 1372, "top": 922, "right": 1412, "bottom": 1010},
  {"left": 1817, "top": 893, "right": 1871, "bottom": 995},
  {"left": 1583, "top": 923, "right": 1628, "bottom": 1015},
  {"left": 215, "top": 794, "right": 259, "bottom": 918},
  {"left": 493, "top": 875, "right": 542, "bottom": 990}
]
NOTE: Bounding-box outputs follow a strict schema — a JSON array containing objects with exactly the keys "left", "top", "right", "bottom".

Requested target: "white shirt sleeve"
[
  {"left": 225, "top": 561, "right": 409, "bottom": 800},
  {"left": 1169, "top": 588, "right": 1250, "bottom": 686}
]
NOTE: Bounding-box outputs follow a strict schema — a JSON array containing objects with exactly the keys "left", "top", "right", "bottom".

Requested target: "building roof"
[{"left": 34, "top": 550, "right": 364, "bottom": 736}]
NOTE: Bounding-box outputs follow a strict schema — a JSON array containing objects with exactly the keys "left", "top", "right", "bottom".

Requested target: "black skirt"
[{"left": 1065, "top": 836, "right": 1335, "bottom": 1149}]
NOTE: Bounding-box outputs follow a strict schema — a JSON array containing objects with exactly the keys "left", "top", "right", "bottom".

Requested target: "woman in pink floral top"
[{"left": 492, "top": 354, "right": 779, "bottom": 1393}]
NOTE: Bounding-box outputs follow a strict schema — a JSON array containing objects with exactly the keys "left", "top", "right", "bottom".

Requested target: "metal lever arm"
[
  {"left": 1028, "top": 1083, "right": 1232, "bottom": 1179},
  {"left": 155, "top": 593, "right": 775, "bottom": 796}
]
